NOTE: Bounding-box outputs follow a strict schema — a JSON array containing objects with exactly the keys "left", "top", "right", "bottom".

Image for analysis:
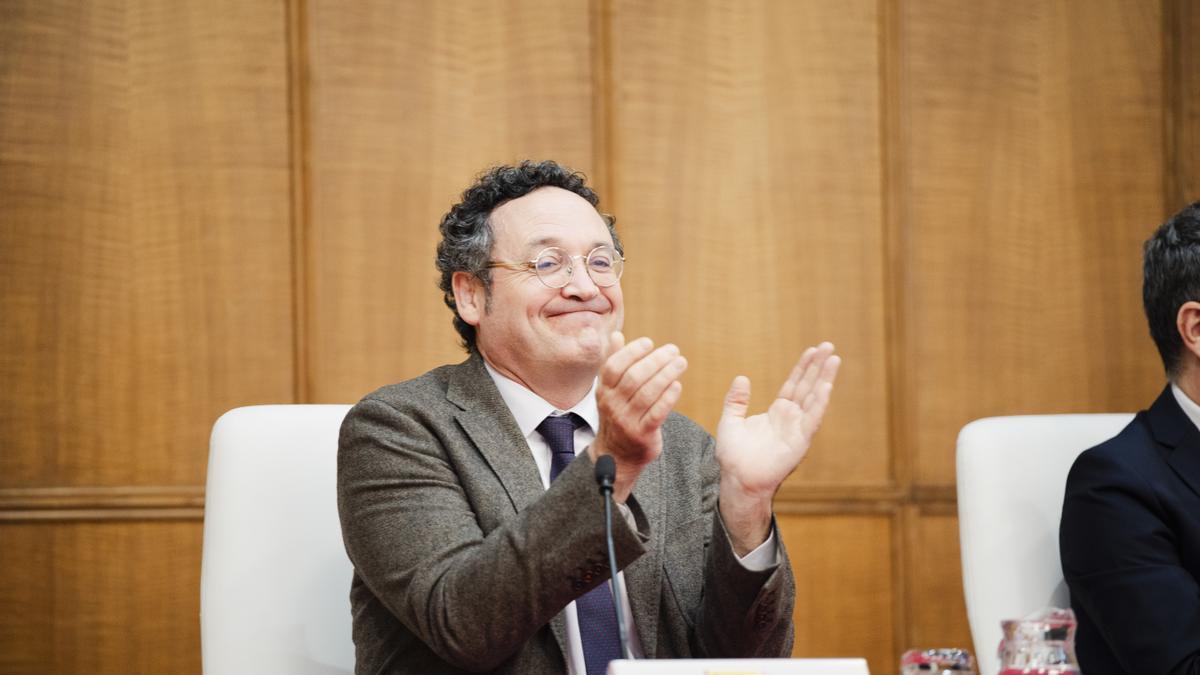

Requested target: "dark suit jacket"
[
  {"left": 337, "top": 354, "right": 795, "bottom": 674},
  {"left": 1060, "top": 386, "right": 1200, "bottom": 675}
]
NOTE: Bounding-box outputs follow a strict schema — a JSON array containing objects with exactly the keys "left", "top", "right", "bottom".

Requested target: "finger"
[
  {"left": 819, "top": 352, "right": 841, "bottom": 385},
  {"left": 777, "top": 346, "right": 817, "bottom": 401},
  {"left": 612, "top": 343, "right": 679, "bottom": 397},
  {"left": 720, "top": 375, "right": 752, "bottom": 424},
  {"left": 789, "top": 342, "right": 835, "bottom": 405},
  {"left": 596, "top": 332, "right": 625, "bottom": 394},
  {"left": 630, "top": 355, "right": 688, "bottom": 420},
  {"left": 599, "top": 335, "right": 654, "bottom": 388},
  {"left": 801, "top": 353, "right": 841, "bottom": 409},
  {"left": 801, "top": 380, "right": 836, "bottom": 438},
  {"left": 604, "top": 331, "right": 626, "bottom": 363},
  {"left": 642, "top": 380, "right": 683, "bottom": 432}
]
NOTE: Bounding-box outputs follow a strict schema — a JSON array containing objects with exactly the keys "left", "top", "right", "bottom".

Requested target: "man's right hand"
[{"left": 591, "top": 332, "right": 688, "bottom": 502}]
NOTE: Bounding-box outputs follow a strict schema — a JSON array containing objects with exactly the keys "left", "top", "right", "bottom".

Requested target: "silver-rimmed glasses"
[{"left": 487, "top": 245, "right": 624, "bottom": 289}]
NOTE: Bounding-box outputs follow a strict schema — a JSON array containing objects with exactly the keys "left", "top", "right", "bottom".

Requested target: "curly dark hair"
[
  {"left": 436, "top": 160, "right": 622, "bottom": 352},
  {"left": 1144, "top": 201, "right": 1200, "bottom": 377}
]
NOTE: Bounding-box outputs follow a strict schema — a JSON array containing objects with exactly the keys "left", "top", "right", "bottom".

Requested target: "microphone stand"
[{"left": 594, "top": 455, "right": 634, "bottom": 660}]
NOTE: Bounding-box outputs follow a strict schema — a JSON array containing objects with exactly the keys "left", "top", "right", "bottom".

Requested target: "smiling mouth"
[{"left": 549, "top": 310, "right": 604, "bottom": 319}]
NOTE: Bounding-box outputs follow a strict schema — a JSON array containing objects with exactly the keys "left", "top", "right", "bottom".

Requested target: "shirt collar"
[
  {"left": 1170, "top": 382, "right": 1200, "bottom": 434},
  {"left": 482, "top": 360, "right": 599, "bottom": 437}
]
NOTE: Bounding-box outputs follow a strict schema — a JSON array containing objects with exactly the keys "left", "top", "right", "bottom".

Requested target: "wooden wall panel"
[
  {"left": 778, "top": 514, "right": 895, "bottom": 674},
  {"left": 608, "top": 0, "right": 889, "bottom": 486},
  {"left": 0, "top": 0, "right": 294, "bottom": 488},
  {"left": 902, "top": 510, "right": 973, "bottom": 654},
  {"left": 898, "top": 0, "right": 1167, "bottom": 486},
  {"left": 0, "top": 521, "right": 202, "bottom": 674},
  {"left": 305, "top": 1, "right": 599, "bottom": 403},
  {"left": 2, "top": 0, "right": 1195, "bottom": 673}
]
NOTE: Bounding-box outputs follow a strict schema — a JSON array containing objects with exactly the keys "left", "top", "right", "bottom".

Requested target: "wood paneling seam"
[
  {"left": 286, "top": 0, "right": 312, "bottom": 403},
  {"left": 590, "top": 0, "right": 616, "bottom": 209},
  {"left": 878, "top": 0, "right": 913, "bottom": 657},
  {"left": 0, "top": 486, "right": 205, "bottom": 510},
  {"left": 1163, "top": 0, "right": 1180, "bottom": 212},
  {"left": 0, "top": 484, "right": 957, "bottom": 513},
  {"left": 0, "top": 509, "right": 204, "bottom": 522}
]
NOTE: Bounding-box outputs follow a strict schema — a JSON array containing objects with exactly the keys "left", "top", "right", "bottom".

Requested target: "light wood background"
[{"left": 1, "top": 1, "right": 1196, "bottom": 672}]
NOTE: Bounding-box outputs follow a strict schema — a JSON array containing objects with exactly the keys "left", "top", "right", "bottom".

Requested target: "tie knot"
[{"left": 536, "top": 413, "right": 581, "bottom": 457}]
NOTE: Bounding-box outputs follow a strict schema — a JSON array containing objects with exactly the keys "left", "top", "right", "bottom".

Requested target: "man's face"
[{"left": 467, "top": 186, "right": 624, "bottom": 382}]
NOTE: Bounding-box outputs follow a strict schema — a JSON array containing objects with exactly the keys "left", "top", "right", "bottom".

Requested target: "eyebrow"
[{"left": 521, "top": 236, "right": 611, "bottom": 256}]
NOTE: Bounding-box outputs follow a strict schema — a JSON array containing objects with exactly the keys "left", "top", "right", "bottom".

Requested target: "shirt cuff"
[
  {"left": 735, "top": 525, "right": 780, "bottom": 571},
  {"left": 616, "top": 501, "right": 638, "bottom": 532}
]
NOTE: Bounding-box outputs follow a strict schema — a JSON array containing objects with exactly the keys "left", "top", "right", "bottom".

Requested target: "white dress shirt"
[
  {"left": 482, "top": 361, "right": 778, "bottom": 673},
  {"left": 1171, "top": 382, "right": 1200, "bottom": 433}
]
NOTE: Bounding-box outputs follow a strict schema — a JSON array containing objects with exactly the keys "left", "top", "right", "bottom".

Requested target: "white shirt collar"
[
  {"left": 1171, "top": 382, "right": 1200, "bottom": 434},
  {"left": 482, "top": 359, "right": 599, "bottom": 437}
]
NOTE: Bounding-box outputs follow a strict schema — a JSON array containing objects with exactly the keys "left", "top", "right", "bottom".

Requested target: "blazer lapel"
[
  {"left": 1148, "top": 385, "right": 1200, "bottom": 499},
  {"left": 443, "top": 353, "right": 571, "bottom": 655},
  {"left": 445, "top": 354, "right": 546, "bottom": 513}
]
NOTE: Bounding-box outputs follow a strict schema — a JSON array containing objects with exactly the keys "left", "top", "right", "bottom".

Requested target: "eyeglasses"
[{"left": 486, "top": 245, "right": 625, "bottom": 289}]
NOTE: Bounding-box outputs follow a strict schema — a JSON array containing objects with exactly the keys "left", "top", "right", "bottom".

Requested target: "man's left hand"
[{"left": 715, "top": 342, "right": 841, "bottom": 555}]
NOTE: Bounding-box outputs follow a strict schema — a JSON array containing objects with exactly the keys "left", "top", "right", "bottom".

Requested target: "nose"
[{"left": 560, "top": 256, "right": 600, "bottom": 301}]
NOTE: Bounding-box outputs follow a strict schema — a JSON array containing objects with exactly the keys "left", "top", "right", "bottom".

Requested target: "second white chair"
[{"left": 956, "top": 413, "right": 1133, "bottom": 675}]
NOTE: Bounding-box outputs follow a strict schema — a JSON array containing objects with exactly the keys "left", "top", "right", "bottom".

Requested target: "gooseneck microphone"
[{"left": 594, "top": 454, "right": 634, "bottom": 660}]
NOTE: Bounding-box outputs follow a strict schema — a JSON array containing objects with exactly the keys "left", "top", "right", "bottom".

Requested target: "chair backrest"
[
  {"left": 201, "top": 404, "right": 355, "bottom": 674},
  {"left": 955, "top": 413, "right": 1133, "bottom": 675}
]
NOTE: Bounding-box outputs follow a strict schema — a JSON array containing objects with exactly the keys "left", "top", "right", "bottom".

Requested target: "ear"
[
  {"left": 1177, "top": 301, "right": 1200, "bottom": 363},
  {"left": 452, "top": 271, "right": 486, "bottom": 327}
]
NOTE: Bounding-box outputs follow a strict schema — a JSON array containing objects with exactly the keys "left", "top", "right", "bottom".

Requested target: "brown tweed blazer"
[{"left": 337, "top": 353, "right": 795, "bottom": 674}]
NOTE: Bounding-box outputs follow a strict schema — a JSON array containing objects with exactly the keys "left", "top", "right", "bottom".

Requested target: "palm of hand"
[
  {"left": 716, "top": 397, "right": 812, "bottom": 497},
  {"left": 713, "top": 343, "right": 840, "bottom": 499}
]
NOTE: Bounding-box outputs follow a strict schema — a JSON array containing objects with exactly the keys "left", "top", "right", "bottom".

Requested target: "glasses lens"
[
  {"left": 533, "top": 249, "right": 569, "bottom": 288},
  {"left": 587, "top": 246, "right": 622, "bottom": 287}
]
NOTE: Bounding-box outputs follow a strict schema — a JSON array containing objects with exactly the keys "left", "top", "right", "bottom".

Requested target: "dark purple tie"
[{"left": 536, "top": 414, "right": 624, "bottom": 675}]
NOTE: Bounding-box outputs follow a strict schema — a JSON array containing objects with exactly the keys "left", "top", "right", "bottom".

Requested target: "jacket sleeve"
[
  {"left": 1061, "top": 448, "right": 1200, "bottom": 675},
  {"left": 695, "top": 513, "right": 796, "bottom": 657},
  {"left": 337, "top": 396, "right": 647, "bottom": 671},
  {"left": 688, "top": 432, "right": 797, "bottom": 658}
]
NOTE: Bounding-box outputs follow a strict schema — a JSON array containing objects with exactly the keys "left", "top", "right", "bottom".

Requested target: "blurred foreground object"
[
  {"left": 900, "top": 647, "right": 975, "bottom": 674},
  {"left": 996, "top": 608, "right": 1078, "bottom": 675}
]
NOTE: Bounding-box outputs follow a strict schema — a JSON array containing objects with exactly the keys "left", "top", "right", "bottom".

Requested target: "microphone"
[{"left": 594, "top": 455, "right": 634, "bottom": 660}]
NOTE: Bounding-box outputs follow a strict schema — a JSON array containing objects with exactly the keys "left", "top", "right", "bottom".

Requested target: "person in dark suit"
[
  {"left": 1061, "top": 201, "right": 1200, "bottom": 675},
  {"left": 337, "top": 161, "right": 841, "bottom": 674}
]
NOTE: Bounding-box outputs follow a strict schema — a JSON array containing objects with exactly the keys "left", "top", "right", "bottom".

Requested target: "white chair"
[
  {"left": 201, "top": 404, "right": 355, "bottom": 674},
  {"left": 956, "top": 413, "right": 1133, "bottom": 675}
]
